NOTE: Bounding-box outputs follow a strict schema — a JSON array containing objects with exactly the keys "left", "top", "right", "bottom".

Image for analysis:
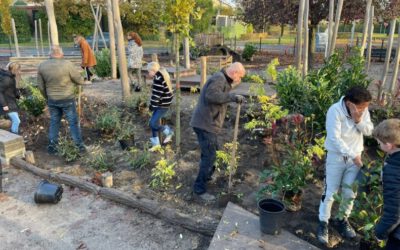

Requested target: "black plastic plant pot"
[
  {"left": 34, "top": 180, "right": 63, "bottom": 204},
  {"left": 258, "top": 198, "right": 286, "bottom": 235},
  {"left": 119, "top": 139, "right": 135, "bottom": 150}
]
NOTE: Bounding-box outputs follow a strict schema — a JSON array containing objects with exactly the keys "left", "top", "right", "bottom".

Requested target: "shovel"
[{"left": 228, "top": 102, "right": 241, "bottom": 193}]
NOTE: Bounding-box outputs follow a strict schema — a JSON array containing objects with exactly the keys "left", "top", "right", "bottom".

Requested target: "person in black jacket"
[
  {"left": 0, "top": 62, "right": 21, "bottom": 134},
  {"left": 146, "top": 62, "right": 173, "bottom": 150},
  {"left": 373, "top": 119, "right": 400, "bottom": 250}
]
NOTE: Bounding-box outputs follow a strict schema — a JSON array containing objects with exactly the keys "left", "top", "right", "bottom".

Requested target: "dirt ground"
[{"left": 0, "top": 53, "right": 395, "bottom": 250}]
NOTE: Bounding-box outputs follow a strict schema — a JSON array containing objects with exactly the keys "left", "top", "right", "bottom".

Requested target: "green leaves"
[
  {"left": 266, "top": 58, "right": 279, "bottom": 82},
  {"left": 18, "top": 83, "right": 46, "bottom": 117},
  {"left": 163, "top": 0, "right": 199, "bottom": 36}
]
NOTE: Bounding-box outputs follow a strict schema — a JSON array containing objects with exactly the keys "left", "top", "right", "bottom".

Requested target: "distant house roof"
[{"left": 212, "top": 0, "right": 236, "bottom": 9}]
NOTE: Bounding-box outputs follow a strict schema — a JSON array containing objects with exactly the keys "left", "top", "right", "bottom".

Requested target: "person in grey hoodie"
[{"left": 190, "top": 62, "right": 245, "bottom": 202}]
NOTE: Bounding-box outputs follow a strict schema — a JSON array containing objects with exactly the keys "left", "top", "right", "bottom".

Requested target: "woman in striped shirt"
[{"left": 147, "top": 62, "right": 174, "bottom": 149}]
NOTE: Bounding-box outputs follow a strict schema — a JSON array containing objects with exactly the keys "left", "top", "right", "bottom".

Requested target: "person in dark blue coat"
[
  {"left": 373, "top": 119, "right": 400, "bottom": 250},
  {"left": 0, "top": 62, "right": 21, "bottom": 134}
]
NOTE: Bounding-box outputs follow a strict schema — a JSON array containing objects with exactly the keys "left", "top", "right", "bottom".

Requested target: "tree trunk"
[
  {"left": 175, "top": 33, "right": 181, "bottom": 155},
  {"left": 9, "top": 156, "right": 219, "bottom": 236},
  {"left": 389, "top": 23, "right": 400, "bottom": 95},
  {"left": 111, "top": 0, "right": 130, "bottom": 100},
  {"left": 44, "top": 0, "right": 59, "bottom": 46},
  {"left": 91, "top": 4, "right": 100, "bottom": 50},
  {"left": 379, "top": 19, "right": 396, "bottom": 101},
  {"left": 106, "top": 0, "right": 117, "bottom": 79},
  {"left": 350, "top": 20, "right": 356, "bottom": 47},
  {"left": 326, "top": 0, "right": 334, "bottom": 58},
  {"left": 329, "top": 0, "right": 344, "bottom": 57},
  {"left": 39, "top": 19, "right": 44, "bottom": 56},
  {"left": 308, "top": 24, "right": 316, "bottom": 70},
  {"left": 360, "top": 0, "right": 373, "bottom": 56},
  {"left": 184, "top": 37, "right": 190, "bottom": 69},
  {"left": 34, "top": 20, "right": 39, "bottom": 56},
  {"left": 280, "top": 23, "right": 285, "bottom": 38},
  {"left": 296, "top": 0, "right": 305, "bottom": 71},
  {"left": 11, "top": 18, "right": 20, "bottom": 57},
  {"left": 366, "top": 6, "right": 374, "bottom": 72},
  {"left": 302, "top": 0, "right": 309, "bottom": 77}
]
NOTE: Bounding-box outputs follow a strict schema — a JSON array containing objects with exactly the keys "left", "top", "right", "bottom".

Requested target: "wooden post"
[
  {"left": 389, "top": 23, "right": 400, "bottom": 95},
  {"left": 90, "top": 3, "right": 108, "bottom": 50},
  {"left": 329, "top": 0, "right": 344, "bottom": 57},
  {"left": 228, "top": 103, "right": 241, "bottom": 193},
  {"left": 106, "top": 0, "right": 117, "bottom": 79},
  {"left": 44, "top": 0, "right": 59, "bottom": 46},
  {"left": 11, "top": 18, "right": 20, "bottom": 57},
  {"left": 366, "top": 6, "right": 374, "bottom": 71},
  {"left": 47, "top": 21, "right": 51, "bottom": 51},
  {"left": 259, "top": 37, "right": 262, "bottom": 52},
  {"left": 91, "top": 4, "right": 100, "bottom": 50},
  {"left": 326, "top": 0, "right": 334, "bottom": 58},
  {"left": 151, "top": 53, "right": 159, "bottom": 63},
  {"left": 175, "top": 33, "right": 181, "bottom": 153},
  {"left": 379, "top": 19, "right": 397, "bottom": 101},
  {"left": 25, "top": 151, "right": 35, "bottom": 165},
  {"left": 39, "top": 19, "right": 44, "bottom": 56},
  {"left": 34, "top": 20, "right": 40, "bottom": 56},
  {"left": 184, "top": 37, "right": 190, "bottom": 69},
  {"left": 360, "top": 0, "right": 373, "bottom": 56},
  {"left": 350, "top": 20, "right": 356, "bottom": 47},
  {"left": 303, "top": 0, "right": 309, "bottom": 76},
  {"left": 296, "top": 0, "right": 305, "bottom": 70},
  {"left": 111, "top": 0, "right": 130, "bottom": 100},
  {"left": 200, "top": 56, "right": 207, "bottom": 89}
]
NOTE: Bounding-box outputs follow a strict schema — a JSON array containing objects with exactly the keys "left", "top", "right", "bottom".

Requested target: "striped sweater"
[{"left": 150, "top": 71, "right": 173, "bottom": 108}]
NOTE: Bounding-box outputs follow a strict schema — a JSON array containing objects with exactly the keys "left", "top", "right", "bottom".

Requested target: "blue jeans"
[
  {"left": 48, "top": 99, "right": 84, "bottom": 151},
  {"left": 193, "top": 127, "right": 218, "bottom": 194},
  {"left": 7, "top": 112, "right": 20, "bottom": 134},
  {"left": 149, "top": 107, "right": 168, "bottom": 137}
]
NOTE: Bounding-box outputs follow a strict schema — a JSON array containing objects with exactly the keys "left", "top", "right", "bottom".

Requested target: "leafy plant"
[
  {"left": 94, "top": 48, "right": 112, "bottom": 78},
  {"left": 125, "top": 89, "right": 150, "bottom": 113},
  {"left": 149, "top": 158, "right": 176, "bottom": 189},
  {"left": 242, "top": 43, "right": 257, "bottom": 61},
  {"left": 56, "top": 136, "right": 80, "bottom": 162},
  {"left": 242, "top": 74, "right": 264, "bottom": 84},
  {"left": 95, "top": 107, "right": 121, "bottom": 135},
  {"left": 266, "top": 58, "right": 279, "bottom": 82},
  {"left": 83, "top": 146, "right": 114, "bottom": 173},
  {"left": 215, "top": 142, "right": 240, "bottom": 192},
  {"left": 126, "top": 146, "right": 151, "bottom": 170},
  {"left": 116, "top": 121, "right": 135, "bottom": 140},
  {"left": 18, "top": 84, "right": 46, "bottom": 117}
]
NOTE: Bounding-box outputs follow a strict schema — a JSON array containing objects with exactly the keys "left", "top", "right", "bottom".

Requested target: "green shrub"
[
  {"left": 94, "top": 49, "right": 112, "bottom": 77},
  {"left": 56, "top": 137, "right": 80, "bottom": 162},
  {"left": 242, "top": 74, "right": 264, "bottom": 84},
  {"left": 150, "top": 158, "right": 176, "bottom": 189},
  {"left": 95, "top": 107, "right": 121, "bottom": 135},
  {"left": 83, "top": 146, "right": 113, "bottom": 172},
  {"left": 126, "top": 146, "right": 151, "bottom": 170},
  {"left": 242, "top": 43, "right": 257, "bottom": 61},
  {"left": 18, "top": 84, "right": 46, "bottom": 117}
]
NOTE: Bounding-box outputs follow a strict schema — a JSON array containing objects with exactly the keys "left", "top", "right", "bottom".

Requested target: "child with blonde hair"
[
  {"left": 373, "top": 119, "right": 400, "bottom": 250},
  {"left": 147, "top": 62, "right": 173, "bottom": 149}
]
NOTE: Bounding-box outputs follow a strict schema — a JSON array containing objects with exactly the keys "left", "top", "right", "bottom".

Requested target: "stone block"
[{"left": 0, "top": 129, "right": 25, "bottom": 165}]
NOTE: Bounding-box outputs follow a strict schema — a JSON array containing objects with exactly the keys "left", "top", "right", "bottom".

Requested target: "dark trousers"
[
  {"left": 386, "top": 235, "right": 400, "bottom": 250},
  {"left": 48, "top": 99, "right": 84, "bottom": 152},
  {"left": 82, "top": 66, "right": 94, "bottom": 80},
  {"left": 193, "top": 127, "right": 218, "bottom": 194}
]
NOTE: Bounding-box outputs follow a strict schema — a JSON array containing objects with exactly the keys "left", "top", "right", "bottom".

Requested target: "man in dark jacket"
[
  {"left": 38, "top": 46, "right": 89, "bottom": 154},
  {"left": 190, "top": 62, "right": 245, "bottom": 201},
  {"left": 373, "top": 119, "right": 400, "bottom": 249}
]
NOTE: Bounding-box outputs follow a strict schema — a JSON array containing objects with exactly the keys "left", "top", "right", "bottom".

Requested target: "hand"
[
  {"left": 235, "top": 95, "right": 245, "bottom": 104},
  {"left": 347, "top": 102, "right": 362, "bottom": 123},
  {"left": 353, "top": 155, "right": 363, "bottom": 167},
  {"left": 3, "top": 106, "right": 9, "bottom": 111}
]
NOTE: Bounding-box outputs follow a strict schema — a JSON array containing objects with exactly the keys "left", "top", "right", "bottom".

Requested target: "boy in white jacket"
[{"left": 317, "top": 86, "right": 373, "bottom": 245}]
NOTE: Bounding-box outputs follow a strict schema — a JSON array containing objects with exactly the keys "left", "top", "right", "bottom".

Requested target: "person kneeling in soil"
[
  {"left": 37, "top": 46, "right": 89, "bottom": 155},
  {"left": 317, "top": 86, "right": 373, "bottom": 245},
  {"left": 147, "top": 62, "right": 174, "bottom": 150},
  {"left": 0, "top": 62, "right": 21, "bottom": 134},
  {"left": 190, "top": 62, "right": 246, "bottom": 202},
  {"left": 372, "top": 119, "right": 400, "bottom": 250}
]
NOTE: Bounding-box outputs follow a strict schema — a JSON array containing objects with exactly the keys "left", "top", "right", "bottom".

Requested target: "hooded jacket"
[
  {"left": 0, "top": 69, "right": 19, "bottom": 114},
  {"left": 375, "top": 151, "right": 400, "bottom": 240}
]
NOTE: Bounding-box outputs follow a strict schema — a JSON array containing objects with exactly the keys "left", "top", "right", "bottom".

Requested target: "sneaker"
[
  {"left": 317, "top": 221, "right": 329, "bottom": 245},
  {"left": 194, "top": 192, "right": 216, "bottom": 202},
  {"left": 337, "top": 218, "right": 356, "bottom": 239}
]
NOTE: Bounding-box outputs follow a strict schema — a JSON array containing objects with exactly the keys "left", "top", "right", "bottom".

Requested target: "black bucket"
[
  {"left": 258, "top": 198, "right": 286, "bottom": 235},
  {"left": 34, "top": 180, "right": 63, "bottom": 204}
]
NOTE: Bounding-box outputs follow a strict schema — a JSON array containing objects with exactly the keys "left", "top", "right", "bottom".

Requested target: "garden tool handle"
[{"left": 233, "top": 102, "right": 241, "bottom": 144}]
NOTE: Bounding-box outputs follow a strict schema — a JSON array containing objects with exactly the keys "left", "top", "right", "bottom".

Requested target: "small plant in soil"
[
  {"left": 56, "top": 136, "right": 81, "bottom": 162},
  {"left": 242, "top": 43, "right": 257, "bottom": 61},
  {"left": 125, "top": 88, "right": 150, "bottom": 114},
  {"left": 18, "top": 83, "right": 46, "bottom": 117},
  {"left": 83, "top": 146, "right": 114, "bottom": 173},
  {"left": 265, "top": 58, "right": 279, "bottom": 82},
  {"left": 242, "top": 74, "right": 264, "bottom": 84},
  {"left": 149, "top": 146, "right": 176, "bottom": 189},
  {"left": 95, "top": 107, "right": 121, "bottom": 136},
  {"left": 215, "top": 142, "right": 240, "bottom": 193},
  {"left": 126, "top": 145, "right": 151, "bottom": 170}
]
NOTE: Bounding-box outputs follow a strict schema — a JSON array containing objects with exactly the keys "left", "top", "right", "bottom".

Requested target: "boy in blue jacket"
[{"left": 373, "top": 119, "right": 400, "bottom": 249}]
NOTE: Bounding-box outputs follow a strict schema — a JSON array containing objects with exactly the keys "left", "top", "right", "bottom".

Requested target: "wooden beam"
[
  {"left": 366, "top": 6, "right": 374, "bottom": 71},
  {"left": 11, "top": 18, "right": 20, "bottom": 57},
  {"left": 302, "top": 0, "right": 309, "bottom": 76},
  {"left": 44, "top": 0, "right": 59, "bottom": 46},
  {"left": 389, "top": 21, "right": 400, "bottom": 96},
  {"left": 106, "top": 0, "right": 117, "bottom": 79},
  {"left": 326, "top": 0, "right": 334, "bottom": 58},
  {"left": 329, "top": 0, "right": 344, "bottom": 56},
  {"left": 360, "top": 0, "right": 373, "bottom": 56},
  {"left": 296, "top": 0, "right": 306, "bottom": 70}
]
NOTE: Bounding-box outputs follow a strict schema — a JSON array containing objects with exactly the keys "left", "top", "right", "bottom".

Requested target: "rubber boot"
[
  {"left": 150, "top": 137, "right": 160, "bottom": 151},
  {"left": 162, "top": 126, "right": 174, "bottom": 144}
]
